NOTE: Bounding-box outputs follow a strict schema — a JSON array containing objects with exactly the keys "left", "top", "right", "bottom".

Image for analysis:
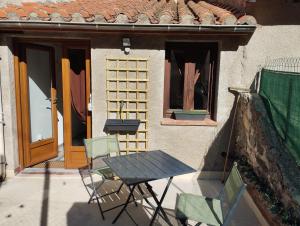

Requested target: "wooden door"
[
  {"left": 62, "top": 46, "right": 91, "bottom": 168},
  {"left": 19, "top": 44, "right": 58, "bottom": 167}
]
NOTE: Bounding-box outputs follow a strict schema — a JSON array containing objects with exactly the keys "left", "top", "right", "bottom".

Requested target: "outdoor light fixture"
[{"left": 122, "top": 37, "right": 131, "bottom": 54}]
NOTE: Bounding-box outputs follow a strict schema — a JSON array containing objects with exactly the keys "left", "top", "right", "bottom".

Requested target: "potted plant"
[{"left": 172, "top": 110, "right": 209, "bottom": 120}]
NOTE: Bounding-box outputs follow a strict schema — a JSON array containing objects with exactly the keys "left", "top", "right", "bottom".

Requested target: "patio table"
[{"left": 103, "top": 150, "right": 196, "bottom": 226}]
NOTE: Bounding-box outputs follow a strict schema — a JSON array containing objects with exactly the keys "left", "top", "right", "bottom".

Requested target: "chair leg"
[
  {"left": 132, "top": 194, "right": 138, "bottom": 207},
  {"left": 130, "top": 185, "right": 138, "bottom": 207},
  {"left": 81, "top": 180, "right": 93, "bottom": 202},
  {"left": 88, "top": 190, "right": 96, "bottom": 204},
  {"left": 116, "top": 182, "right": 124, "bottom": 194},
  {"left": 95, "top": 196, "right": 105, "bottom": 220},
  {"left": 178, "top": 218, "right": 188, "bottom": 226}
]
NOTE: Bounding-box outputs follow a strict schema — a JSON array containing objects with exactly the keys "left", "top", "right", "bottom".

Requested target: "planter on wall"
[
  {"left": 173, "top": 110, "right": 209, "bottom": 120},
  {"left": 104, "top": 119, "right": 140, "bottom": 134}
]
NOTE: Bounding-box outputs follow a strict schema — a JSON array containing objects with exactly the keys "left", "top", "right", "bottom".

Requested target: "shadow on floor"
[
  {"left": 66, "top": 202, "right": 179, "bottom": 226},
  {"left": 40, "top": 162, "right": 50, "bottom": 226},
  {"left": 69, "top": 178, "right": 179, "bottom": 226}
]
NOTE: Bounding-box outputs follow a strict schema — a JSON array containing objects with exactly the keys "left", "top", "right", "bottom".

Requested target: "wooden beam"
[{"left": 183, "top": 62, "right": 196, "bottom": 110}]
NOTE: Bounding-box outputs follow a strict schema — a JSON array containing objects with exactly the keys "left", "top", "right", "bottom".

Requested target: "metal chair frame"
[
  {"left": 81, "top": 135, "right": 128, "bottom": 220},
  {"left": 176, "top": 162, "right": 247, "bottom": 226}
]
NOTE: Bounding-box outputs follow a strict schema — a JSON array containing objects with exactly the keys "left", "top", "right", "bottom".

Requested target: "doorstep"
[{"left": 18, "top": 168, "right": 80, "bottom": 176}]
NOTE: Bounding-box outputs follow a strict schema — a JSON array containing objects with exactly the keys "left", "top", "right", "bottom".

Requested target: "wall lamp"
[{"left": 122, "top": 37, "right": 131, "bottom": 54}]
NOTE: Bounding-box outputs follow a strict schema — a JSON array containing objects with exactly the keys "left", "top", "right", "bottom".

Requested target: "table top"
[{"left": 103, "top": 150, "right": 196, "bottom": 185}]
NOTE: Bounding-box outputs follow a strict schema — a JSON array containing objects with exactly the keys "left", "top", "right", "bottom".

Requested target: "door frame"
[
  {"left": 14, "top": 43, "right": 58, "bottom": 167},
  {"left": 62, "top": 45, "right": 91, "bottom": 168},
  {"left": 14, "top": 39, "right": 91, "bottom": 169}
]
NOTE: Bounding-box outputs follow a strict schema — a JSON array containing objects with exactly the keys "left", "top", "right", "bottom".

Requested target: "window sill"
[{"left": 160, "top": 118, "right": 217, "bottom": 127}]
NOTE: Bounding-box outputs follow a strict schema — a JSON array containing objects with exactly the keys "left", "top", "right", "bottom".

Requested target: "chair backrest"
[
  {"left": 219, "top": 162, "right": 246, "bottom": 226},
  {"left": 84, "top": 135, "right": 120, "bottom": 158}
]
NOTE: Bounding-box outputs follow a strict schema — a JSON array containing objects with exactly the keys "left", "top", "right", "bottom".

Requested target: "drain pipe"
[{"left": 0, "top": 56, "right": 7, "bottom": 181}]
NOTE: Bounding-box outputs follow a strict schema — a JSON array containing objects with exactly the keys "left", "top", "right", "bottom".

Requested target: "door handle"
[{"left": 53, "top": 98, "right": 60, "bottom": 104}]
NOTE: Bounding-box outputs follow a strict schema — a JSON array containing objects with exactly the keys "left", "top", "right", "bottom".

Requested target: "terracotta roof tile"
[
  {"left": 160, "top": 0, "right": 177, "bottom": 23},
  {"left": 237, "top": 15, "right": 257, "bottom": 25},
  {"left": 56, "top": 9, "right": 71, "bottom": 18},
  {"left": 144, "top": 0, "right": 167, "bottom": 24},
  {"left": 215, "top": 0, "right": 246, "bottom": 11},
  {"left": 178, "top": 0, "right": 194, "bottom": 24},
  {"left": 0, "top": 9, "right": 7, "bottom": 19},
  {"left": 8, "top": 7, "right": 27, "bottom": 19},
  {"left": 211, "top": 2, "right": 245, "bottom": 18},
  {"left": 187, "top": 1, "right": 215, "bottom": 25},
  {"left": 0, "top": 0, "right": 256, "bottom": 26},
  {"left": 197, "top": 1, "right": 237, "bottom": 25},
  {"left": 38, "top": 6, "right": 56, "bottom": 15}
]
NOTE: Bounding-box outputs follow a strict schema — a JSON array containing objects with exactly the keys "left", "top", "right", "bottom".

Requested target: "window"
[{"left": 163, "top": 42, "right": 218, "bottom": 119}]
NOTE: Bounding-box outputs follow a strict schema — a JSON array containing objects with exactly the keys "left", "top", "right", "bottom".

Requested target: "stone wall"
[{"left": 235, "top": 93, "right": 300, "bottom": 215}]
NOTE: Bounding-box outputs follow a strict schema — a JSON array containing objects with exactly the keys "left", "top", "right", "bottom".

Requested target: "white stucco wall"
[
  {"left": 90, "top": 35, "right": 246, "bottom": 170},
  {"left": 0, "top": 37, "right": 19, "bottom": 176},
  {"left": 242, "top": 26, "right": 300, "bottom": 87},
  {"left": 90, "top": 27, "right": 300, "bottom": 171}
]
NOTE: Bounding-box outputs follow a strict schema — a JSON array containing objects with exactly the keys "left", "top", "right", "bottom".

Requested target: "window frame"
[{"left": 163, "top": 42, "right": 219, "bottom": 120}]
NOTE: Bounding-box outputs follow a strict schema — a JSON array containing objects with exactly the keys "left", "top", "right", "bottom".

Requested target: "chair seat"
[
  {"left": 92, "top": 167, "right": 115, "bottom": 179},
  {"left": 176, "top": 193, "right": 223, "bottom": 226}
]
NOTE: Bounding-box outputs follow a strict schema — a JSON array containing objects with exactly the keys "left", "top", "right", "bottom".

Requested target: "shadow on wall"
[
  {"left": 201, "top": 93, "right": 239, "bottom": 172},
  {"left": 0, "top": 154, "right": 6, "bottom": 186},
  {"left": 246, "top": 0, "right": 300, "bottom": 25},
  {"left": 201, "top": 69, "right": 260, "bottom": 173},
  {"left": 195, "top": 37, "right": 256, "bottom": 172}
]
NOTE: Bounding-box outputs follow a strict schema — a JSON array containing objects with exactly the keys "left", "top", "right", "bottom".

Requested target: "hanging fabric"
[{"left": 69, "top": 49, "right": 86, "bottom": 124}]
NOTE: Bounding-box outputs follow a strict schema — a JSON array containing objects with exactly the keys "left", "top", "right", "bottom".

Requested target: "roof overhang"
[{"left": 0, "top": 21, "right": 257, "bottom": 35}]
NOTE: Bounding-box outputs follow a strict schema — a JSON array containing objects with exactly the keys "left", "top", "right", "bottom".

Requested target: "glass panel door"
[
  {"left": 27, "top": 48, "right": 53, "bottom": 143},
  {"left": 19, "top": 44, "right": 58, "bottom": 167}
]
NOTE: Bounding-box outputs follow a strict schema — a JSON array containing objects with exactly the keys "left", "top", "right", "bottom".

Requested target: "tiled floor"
[{"left": 0, "top": 171, "right": 268, "bottom": 226}]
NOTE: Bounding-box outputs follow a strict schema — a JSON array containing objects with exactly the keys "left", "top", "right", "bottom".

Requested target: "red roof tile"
[
  {"left": 0, "top": 0, "right": 256, "bottom": 25},
  {"left": 0, "top": 9, "right": 7, "bottom": 19}
]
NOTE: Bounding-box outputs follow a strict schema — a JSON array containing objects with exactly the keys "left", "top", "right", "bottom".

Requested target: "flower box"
[
  {"left": 104, "top": 119, "right": 140, "bottom": 133},
  {"left": 173, "top": 110, "right": 209, "bottom": 121}
]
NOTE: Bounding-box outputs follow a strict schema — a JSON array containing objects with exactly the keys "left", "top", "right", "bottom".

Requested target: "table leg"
[
  {"left": 146, "top": 177, "right": 173, "bottom": 226},
  {"left": 112, "top": 184, "right": 137, "bottom": 224},
  {"left": 138, "top": 184, "right": 167, "bottom": 220}
]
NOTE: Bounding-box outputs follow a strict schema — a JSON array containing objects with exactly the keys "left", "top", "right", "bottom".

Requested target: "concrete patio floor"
[{"left": 0, "top": 170, "right": 268, "bottom": 226}]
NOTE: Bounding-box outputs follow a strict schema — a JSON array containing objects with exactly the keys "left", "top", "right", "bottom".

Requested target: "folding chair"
[
  {"left": 80, "top": 135, "right": 124, "bottom": 220},
  {"left": 175, "top": 162, "right": 246, "bottom": 226}
]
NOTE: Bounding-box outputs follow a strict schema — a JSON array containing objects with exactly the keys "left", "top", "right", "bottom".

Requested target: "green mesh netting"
[{"left": 259, "top": 69, "right": 300, "bottom": 166}]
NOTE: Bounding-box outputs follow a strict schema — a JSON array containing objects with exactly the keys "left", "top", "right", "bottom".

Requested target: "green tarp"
[{"left": 259, "top": 69, "right": 300, "bottom": 166}]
